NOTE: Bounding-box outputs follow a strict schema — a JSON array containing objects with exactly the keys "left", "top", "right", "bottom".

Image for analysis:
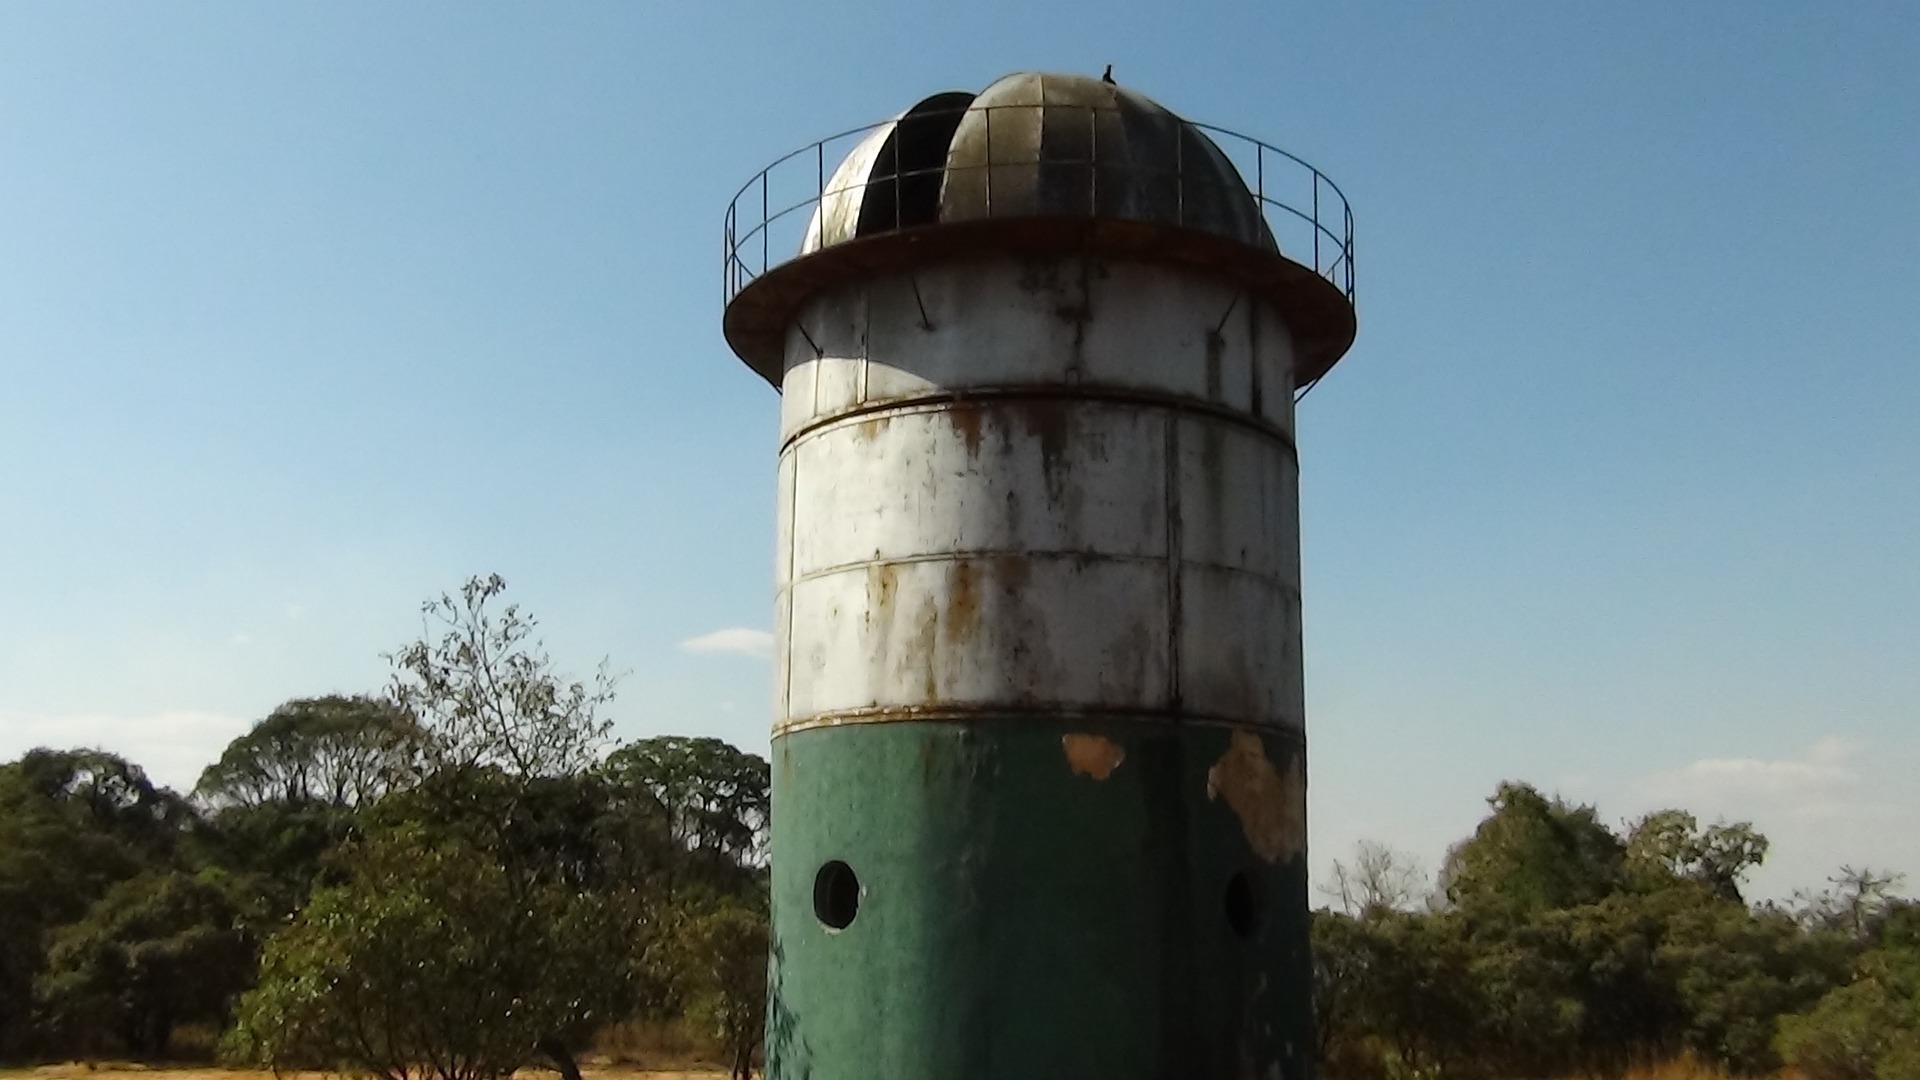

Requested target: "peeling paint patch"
[
  {"left": 1062, "top": 734, "right": 1125, "bottom": 780},
  {"left": 1206, "top": 730, "right": 1305, "bottom": 862}
]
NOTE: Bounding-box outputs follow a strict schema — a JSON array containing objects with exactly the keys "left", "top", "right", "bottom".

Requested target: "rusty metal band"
[
  {"left": 773, "top": 705, "right": 1309, "bottom": 740},
  {"left": 782, "top": 549, "right": 1302, "bottom": 593},
  {"left": 778, "top": 386, "right": 1300, "bottom": 462}
]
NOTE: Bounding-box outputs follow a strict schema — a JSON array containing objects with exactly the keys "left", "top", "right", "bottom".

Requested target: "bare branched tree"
[
  {"left": 1321, "top": 840, "right": 1430, "bottom": 917},
  {"left": 387, "top": 573, "right": 617, "bottom": 786},
  {"left": 1790, "top": 864, "right": 1908, "bottom": 940}
]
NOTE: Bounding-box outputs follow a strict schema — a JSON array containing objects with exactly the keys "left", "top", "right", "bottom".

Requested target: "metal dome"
[
  {"left": 724, "top": 72, "right": 1356, "bottom": 388},
  {"left": 803, "top": 72, "right": 1277, "bottom": 256}
]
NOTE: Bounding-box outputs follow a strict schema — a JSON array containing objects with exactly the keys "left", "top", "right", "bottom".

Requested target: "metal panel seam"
[
  {"left": 778, "top": 387, "right": 1300, "bottom": 459},
  {"left": 786, "top": 550, "right": 1305, "bottom": 592},
  {"left": 774, "top": 708, "right": 1308, "bottom": 742},
  {"left": 1164, "top": 411, "right": 1183, "bottom": 710}
]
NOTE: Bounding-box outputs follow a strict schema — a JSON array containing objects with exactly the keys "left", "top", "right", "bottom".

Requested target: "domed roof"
[
  {"left": 728, "top": 72, "right": 1356, "bottom": 388},
  {"left": 803, "top": 72, "right": 1277, "bottom": 256}
]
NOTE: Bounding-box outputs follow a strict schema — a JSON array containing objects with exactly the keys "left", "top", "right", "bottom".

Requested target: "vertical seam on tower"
[
  {"left": 782, "top": 443, "right": 800, "bottom": 733},
  {"left": 857, "top": 284, "right": 871, "bottom": 404},
  {"left": 807, "top": 307, "right": 821, "bottom": 420},
  {"left": 1164, "top": 411, "right": 1183, "bottom": 711},
  {"left": 785, "top": 281, "right": 811, "bottom": 729}
]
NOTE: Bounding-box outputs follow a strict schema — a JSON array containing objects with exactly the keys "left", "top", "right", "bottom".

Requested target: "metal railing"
[{"left": 722, "top": 103, "right": 1355, "bottom": 312}]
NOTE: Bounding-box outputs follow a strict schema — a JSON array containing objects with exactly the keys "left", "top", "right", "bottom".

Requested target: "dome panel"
[
  {"left": 802, "top": 72, "right": 1277, "bottom": 256},
  {"left": 802, "top": 121, "right": 896, "bottom": 256}
]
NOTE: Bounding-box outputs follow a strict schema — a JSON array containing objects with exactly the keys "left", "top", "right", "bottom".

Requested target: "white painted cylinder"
[{"left": 772, "top": 254, "right": 1302, "bottom": 738}]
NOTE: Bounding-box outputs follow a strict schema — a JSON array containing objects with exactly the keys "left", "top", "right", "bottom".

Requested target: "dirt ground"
[{"left": 0, "top": 1067, "right": 730, "bottom": 1080}]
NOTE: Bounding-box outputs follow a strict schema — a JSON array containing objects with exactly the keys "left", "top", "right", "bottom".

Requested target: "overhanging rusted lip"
[{"left": 721, "top": 215, "right": 1358, "bottom": 389}]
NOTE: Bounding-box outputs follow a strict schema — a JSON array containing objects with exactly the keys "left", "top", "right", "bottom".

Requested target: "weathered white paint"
[
  {"left": 774, "top": 254, "right": 1303, "bottom": 735},
  {"left": 800, "top": 122, "right": 895, "bottom": 255}
]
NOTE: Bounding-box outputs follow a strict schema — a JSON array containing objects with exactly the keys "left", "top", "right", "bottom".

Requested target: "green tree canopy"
[
  {"left": 1624, "top": 809, "right": 1769, "bottom": 902},
  {"left": 35, "top": 870, "right": 253, "bottom": 1058},
  {"left": 194, "top": 695, "right": 424, "bottom": 810},
  {"left": 0, "top": 750, "right": 195, "bottom": 1058},
  {"left": 1777, "top": 905, "right": 1920, "bottom": 1080},
  {"left": 224, "top": 831, "right": 634, "bottom": 1080},
  {"left": 676, "top": 900, "right": 769, "bottom": 1080},
  {"left": 229, "top": 575, "right": 641, "bottom": 1080},
  {"left": 1440, "top": 782, "right": 1625, "bottom": 917},
  {"left": 601, "top": 736, "right": 769, "bottom": 896}
]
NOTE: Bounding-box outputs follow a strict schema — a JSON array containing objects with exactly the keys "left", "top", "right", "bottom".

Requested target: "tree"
[
  {"left": 1311, "top": 910, "right": 1477, "bottom": 1079},
  {"left": 601, "top": 736, "right": 770, "bottom": 897},
  {"left": 8, "top": 749, "right": 194, "bottom": 856},
  {"left": 191, "top": 697, "right": 426, "bottom": 915},
  {"left": 194, "top": 696, "right": 424, "bottom": 810},
  {"left": 231, "top": 575, "right": 636, "bottom": 1080},
  {"left": 1658, "top": 892, "right": 1851, "bottom": 1073},
  {"left": 1313, "top": 786, "right": 1862, "bottom": 1080},
  {"left": 0, "top": 750, "right": 193, "bottom": 1059},
  {"left": 224, "top": 831, "right": 634, "bottom": 1080},
  {"left": 1793, "top": 867, "right": 1910, "bottom": 942},
  {"left": 388, "top": 573, "right": 614, "bottom": 788},
  {"left": 1777, "top": 905, "right": 1920, "bottom": 1080},
  {"left": 677, "top": 901, "right": 770, "bottom": 1080},
  {"left": 35, "top": 871, "right": 253, "bottom": 1058},
  {"left": 1322, "top": 840, "right": 1428, "bottom": 917},
  {"left": 1440, "top": 782, "right": 1624, "bottom": 916},
  {"left": 1625, "top": 810, "right": 1769, "bottom": 902}
]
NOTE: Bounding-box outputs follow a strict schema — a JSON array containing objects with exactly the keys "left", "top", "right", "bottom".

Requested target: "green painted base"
[{"left": 767, "top": 719, "right": 1311, "bottom": 1080}]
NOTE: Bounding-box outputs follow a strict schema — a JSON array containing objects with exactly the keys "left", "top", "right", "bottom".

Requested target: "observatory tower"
[{"left": 722, "top": 72, "right": 1357, "bottom": 1080}]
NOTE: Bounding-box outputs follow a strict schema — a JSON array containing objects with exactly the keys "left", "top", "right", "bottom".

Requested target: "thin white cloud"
[
  {"left": 1631, "top": 736, "right": 1920, "bottom": 900},
  {"left": 1643, "top": 737, "right": 1859, "bottom": 817},
  {"left": 678, "top": 627, "right": 774, "bottom": 659},
  {"left": 0, "top": 709, "right": 252, "bottom": 794}
]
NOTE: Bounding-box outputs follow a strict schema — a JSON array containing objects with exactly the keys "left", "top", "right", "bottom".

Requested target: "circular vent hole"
[
  {"left": 813, "top": 860, "right": 861, "bottom": 930},
  {"left": 1224, "top": 870, "right": 1262, "bottom": 939}
]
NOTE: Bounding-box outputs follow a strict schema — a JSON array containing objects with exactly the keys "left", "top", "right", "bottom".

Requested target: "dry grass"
[
  {"left": 1603, "top": 1058, "right": 1801, "bottom": 1080},
  {"left": 592, "top": 1018, "right": 718, "bottom": 1071},
  {"left": 0, "top": 1054, "right": 1796, "bottom": 1080},
  {"left": 0, "top": 1019, "right": 736, "bottom": 1080},
  {"left": 0, "top": 1068, "right": 727, "bottom": 1080},
  {"left": 1616, "top": 1060, "right": 1737, "bottom": 1080}
]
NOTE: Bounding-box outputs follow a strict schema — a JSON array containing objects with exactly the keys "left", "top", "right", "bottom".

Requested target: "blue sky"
[{"left": 2, "top": 2, "right": 1915, "bottom": 902}]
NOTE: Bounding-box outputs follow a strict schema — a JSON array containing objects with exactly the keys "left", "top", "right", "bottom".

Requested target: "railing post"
[
  {"left": 1312, "top": 172, "right": 1321, "bottom": 273},
  {"left": 1256, "top": 144, "right": 1265, "bottom": 220}
]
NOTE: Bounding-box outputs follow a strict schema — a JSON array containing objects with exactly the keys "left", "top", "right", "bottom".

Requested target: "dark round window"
[
  {"left": 1224, "top": 869, "right": 1262, "bottom": 939},
  {"left": 813, "top": 860, "right": 861, "bottom": 930}
]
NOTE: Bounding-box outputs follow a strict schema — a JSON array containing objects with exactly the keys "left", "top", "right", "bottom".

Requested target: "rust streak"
[
  {"left": 866, "top": 563, "right": 899, "bottom": 626},
  {"left": 1062, "top": 734, "right": 1125, "bottom": 781},
  {"left": 1013, "top": 399, "right": 1072, "bottom": 475},
  {"left": 943, "top": 560, "right": 980, "bottom": 647},
  {"left": 910, "top": 597, "right": 938, "bottom": 702},
  {"left": 949, "top": 401, "right": 985, "bottom": 456},
  {"left": 1206, "top": 729, "right": 1305, "bottom": 863}
]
